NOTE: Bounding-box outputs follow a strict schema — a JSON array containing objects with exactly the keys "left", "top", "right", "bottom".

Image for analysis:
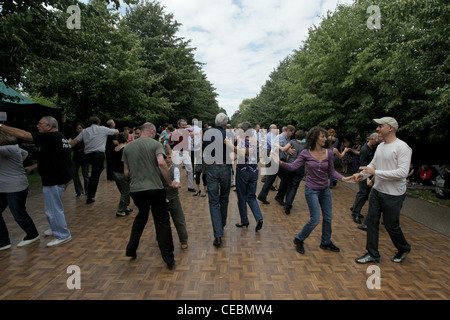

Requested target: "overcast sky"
[{"left": 123, "top": 0, "right": 354, "bottom": 116}]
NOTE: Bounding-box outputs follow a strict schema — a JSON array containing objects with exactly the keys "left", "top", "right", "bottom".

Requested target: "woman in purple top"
[{"left": 275, "top": 126, "right": 353, "bottom": 254}]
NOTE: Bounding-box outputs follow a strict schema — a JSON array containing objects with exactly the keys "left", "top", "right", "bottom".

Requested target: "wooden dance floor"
[{"left": 1, "top": 169, "right": 449, "bottom": 300}]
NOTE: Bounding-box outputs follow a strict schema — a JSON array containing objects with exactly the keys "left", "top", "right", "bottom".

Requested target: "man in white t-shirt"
[{"left": 354, "top": 117, "right": 412, "bottom": 264}]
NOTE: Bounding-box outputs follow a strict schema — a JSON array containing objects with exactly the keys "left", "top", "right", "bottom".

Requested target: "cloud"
[{"left": 131, "top": 0, "right": 353, "bottom": 116}]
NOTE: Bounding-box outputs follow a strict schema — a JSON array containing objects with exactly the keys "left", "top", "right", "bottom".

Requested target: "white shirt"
[
  {"left": 367, "top": 138, "right": 412, "bottom": 196},
  {"left": 75, "top": 124, "right": 116, "bottom": 154},
  {"left": 187, "top": 125, "right": 202, "bottom": 151},
  {"left": 173, "top": 166, "right": 181, "bottom": 183}
]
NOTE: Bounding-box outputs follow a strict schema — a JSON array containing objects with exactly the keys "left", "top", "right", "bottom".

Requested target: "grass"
[
  {"left": 26, "top": 171, "right": 42, "bottom": 192},
  {"left": 406, "top": 189, "right": 450, "bottom": 208}
]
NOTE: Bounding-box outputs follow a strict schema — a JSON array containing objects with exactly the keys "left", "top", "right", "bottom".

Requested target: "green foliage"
[
  {"left": 1, "top": 0, "right": 219, "bottom": 129},
  {"left": 233, "top": 0, "right": 449, "bottom": 150}
]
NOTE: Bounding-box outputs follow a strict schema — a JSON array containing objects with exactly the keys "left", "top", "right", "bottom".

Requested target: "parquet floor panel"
[{"left": 0, "top": 169, "right": 449, "bottom": 300}]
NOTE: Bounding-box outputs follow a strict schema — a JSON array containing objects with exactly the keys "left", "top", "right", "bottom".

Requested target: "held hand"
[
  {"left": 359, "top": 166, "right": 375, "bottom": 176},
  {"left": 24, "top": 167, "right": 33, "bottom": 175},
  {"left": 170, "top": 181, "right": 181, "bottom": 189},
  {"left": 224, "top": 137, "right": 234, "bottom": 148},
  {"left": 341, "top": 176, "right": 355, "bottom": 183},
  {"left": 353, "top": 173, "right": 364, "bottom": 182}
]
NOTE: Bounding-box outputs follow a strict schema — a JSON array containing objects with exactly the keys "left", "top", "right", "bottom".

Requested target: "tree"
[
  {"left": 123, "top": 1, "right": 220, "bottom": 125},
  {"left": 1, "top": 0, "right": 219, "bottom": 129},
  {"left": 245, "top": 0, "right": 449, "bottom": 161}
]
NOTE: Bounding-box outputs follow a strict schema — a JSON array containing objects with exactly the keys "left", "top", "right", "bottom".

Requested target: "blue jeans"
[
  {"left": 236, "top": 169, "right": 263, "bottom": 224},
  {"left": 206, "top": 165, "right": 231, "bottom": 238},
  {"left": 42, "top": 184, "right": 71, "bottom": 240},
  {"left": 295, "top": 186, "right": 333, "bottom": 245},
  {"left": 0, "top": 188, "right": 39, "bottom": 246}
]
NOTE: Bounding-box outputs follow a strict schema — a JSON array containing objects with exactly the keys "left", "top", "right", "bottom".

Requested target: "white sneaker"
[
  {"left": 44, "top": 229, "right": 53, "bottom": 236},
  {"left": 17, "top": 235, "right": 40, "bottom": 247},
  {"left": 0, "top": 244, "right": 12, "bottom": 251},
  {"left": 46, "top": 236, "right": 72, "bottom": 247}
]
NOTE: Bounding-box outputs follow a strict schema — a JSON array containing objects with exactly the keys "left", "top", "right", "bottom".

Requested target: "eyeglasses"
[{"left": 37, "top": 122, "right": 48, "bottom": 127}]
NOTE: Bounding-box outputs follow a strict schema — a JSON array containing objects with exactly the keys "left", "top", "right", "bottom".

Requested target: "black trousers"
[
  {"left": 366, "top": 189, "right": 411, "bottom": 259},
  {"left": 85, "top": 152, "right": 105, "bottom": 200},
  {"left": 351, "top": 179, "right": 372, "bottom": 217},
  {"left": 126, "top": 189, "right": 174, "bottom": 264}
]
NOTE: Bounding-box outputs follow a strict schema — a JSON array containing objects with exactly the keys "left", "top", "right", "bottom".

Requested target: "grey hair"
[
  {"left": 0, "top": 131, "right": 17, "bottom": 145},
  {"left": 369, "top": 133, "right": 378, "bottom": 140},
  {"left": 215, "top": 113, "right": 228, "bottom": 127},
  {"left": 240, "top": 121, "right": 252, "bottom": 134},
  {"left": 43, "top": 116, "right": 58, "bottom": 130}
]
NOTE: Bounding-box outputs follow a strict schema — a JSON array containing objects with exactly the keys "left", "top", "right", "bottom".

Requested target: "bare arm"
[
  {"left": 157, "top": 154, "right": 180, "bottom": 188},
  {"left": 0, "top": 125, "right": 33, "bottom": 141}
]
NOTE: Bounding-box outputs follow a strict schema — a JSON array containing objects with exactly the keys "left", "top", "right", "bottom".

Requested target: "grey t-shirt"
[
  {"left": 122, "top": 137, "right": 166, "bottom": 192},
  {"left": 0, "top": 145, "right": 29, "bottom": 193}
]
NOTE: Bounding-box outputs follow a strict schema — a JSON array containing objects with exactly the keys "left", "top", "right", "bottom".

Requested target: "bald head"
[{"left": 140, "top": 122, "right": 156, "bottom": 138}]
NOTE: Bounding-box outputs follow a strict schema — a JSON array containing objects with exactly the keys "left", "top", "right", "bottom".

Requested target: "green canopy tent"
[{"left": 0, "top": 81, "right": 63, "bottom": 128}]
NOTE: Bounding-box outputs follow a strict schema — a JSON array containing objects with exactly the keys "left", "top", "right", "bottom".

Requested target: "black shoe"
[
  {"left": 86, "top": 198, "right": 95, "bottom": 204},
  {"left": 293, "top": 238, "right": 304, "bottom": 254},
  {"left": 391, "top": 250, "right": 410, "bottom": 263},
  {"left": 193, "top": 190, "right": 201, "bottom": 196},
  {"left": 124, "top": 208, "right": 133, "bottom": 214},
  {"left": 213, "top": 237, "right": 222, "bottom": 247},
  {"left": 355, "top": 253, "right": 379, "bottom": 264},
  {"left": 255, "top": 220, "right": 263, "bottom": 231},
  {"left": 275, "top": 198, "right": 285, "bottom": 206},
  {"left": 235, "top": 222, "right": 249, "bottom": 228},
  {"left": 320, "top": 241, "right": 340, "bottom": 252},
  {"left": 188, "top": 188, "right": 196, "bottom": 192},
  {"left": 284, "top": 207, "right": 291, "bottom": 215},
  {"left": 166, "top": 260, "right": 175, "bottom": 270},
  {"left": 257, "top": 196, "right": 270, "bottom": 204},
  {"left": 352, "top": 214, "right": 361, "bottom": 224},
  {"left": 358, "top": 224, "right": 367, "bottom": 231}
]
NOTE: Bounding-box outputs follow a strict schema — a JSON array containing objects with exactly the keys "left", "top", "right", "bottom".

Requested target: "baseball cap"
[{"left": 373, "top": 117, "right": 398, "bottom": 130}]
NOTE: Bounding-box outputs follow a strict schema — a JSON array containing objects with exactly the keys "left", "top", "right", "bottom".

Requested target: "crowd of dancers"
[{"left": 0, "top": 114, "right": 412, "bottom": 269}]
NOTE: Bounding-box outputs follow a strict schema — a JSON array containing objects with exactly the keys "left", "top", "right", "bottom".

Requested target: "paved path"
[{"left": 1, "top": 171, "right": 449, "bottom": 300}]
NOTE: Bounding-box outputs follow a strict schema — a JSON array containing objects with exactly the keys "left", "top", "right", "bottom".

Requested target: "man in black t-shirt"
[
  {"left": 350, "top": 133, "right": 381, "bottom": 224},
  {"left": 0, "top": 116, "right": 72, "bottom": 247}
]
